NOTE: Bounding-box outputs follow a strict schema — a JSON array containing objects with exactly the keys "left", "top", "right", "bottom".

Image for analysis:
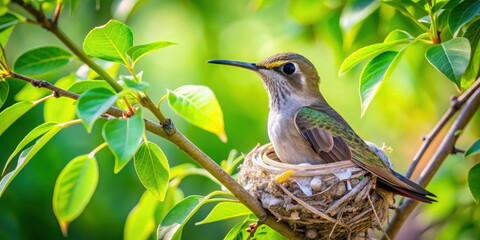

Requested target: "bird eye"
[{"left": 282, "top": 62, "right": 296, "bottom": 75}]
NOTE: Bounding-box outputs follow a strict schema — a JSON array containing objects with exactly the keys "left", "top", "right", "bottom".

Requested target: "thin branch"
[
  {"left": 7, "top": 72, "right": 301, "bottom": 239},
  {"left": 53, "top": 2, "right": 62, "bottom": 26},
  {"left": 406, "top": 79, "right": 480, "bottom": 178},
  {"left": 383, "top": 83, "right": 480, "bottom": 239}
]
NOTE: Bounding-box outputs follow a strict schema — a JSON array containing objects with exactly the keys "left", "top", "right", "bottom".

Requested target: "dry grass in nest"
[{"left": 238, "top": 144, "right": 395, "bottom": 239}]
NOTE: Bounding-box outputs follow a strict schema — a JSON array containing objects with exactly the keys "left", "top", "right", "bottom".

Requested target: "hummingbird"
[{"left": 208, "top": 52, "right": 436, "bottom": 203}]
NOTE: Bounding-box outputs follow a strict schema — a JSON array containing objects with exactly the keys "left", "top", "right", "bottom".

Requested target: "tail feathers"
[{"left": 379, "top": 171, "right": 437, "bottom": 203}]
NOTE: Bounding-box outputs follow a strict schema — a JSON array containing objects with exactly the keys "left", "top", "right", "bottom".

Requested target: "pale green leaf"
[
  {"left": 127, "top": 41, "right": 175, "bottom": 65},
  {"left": 0, "top": 124, "right": 64, "bottom": 197},
  {"left": 448, "top": 0, "right": 480, "bottom": 35},
  {"left": 0, "top": 80, "right": 8, "bottom": 109},
  {"left": 13, "top": 46, "right": 73, "bottom": 75},
  {"left": 83, "top": 20, "right": 133, "bottom": 64},
  {"left": 125, "top": 191, "right": 159, "bottom": 240},
  {"left": 134, "top": 141, "right": 170, "bottom": 201},
  {"left": 468, "top": 163, "right": 480, "bottom": 204},
  {"left": 102, "top": 110, "right": 144, "bottom": 173},
  {"left": 14, "top": 83, "right": 50, "bottom": 101},
  {"left": 157, "top": 195, "right": 203, "bottom": 240},
  {"left": 426, "top": 37, "right": 471, "bottom": 87},
  {"left": 168, "top": 85, "right": 227, "bottom": 142},
  {"left": 196, "top": 202, "right": 251, "bottom": 225},
  {"left": 339, "top": 38, "right": 412, "bottom": 75},
  {"left": 76, "top": 87, "right": 118, "bottom": 132},
  {"left": 465, "top": 139, "right": 480, "bottom": 158},
  {"left": 360, "top": 51, "right": 403, "bottom": 116},
  {"left": 2, "top": 122, "right": 57, "bottom": 175},
  {"left": 0, "top": 101, "right": 35, "bottom": 136},
  {"left": 53, "top": 155, "right": 98, "bottom": 236}
]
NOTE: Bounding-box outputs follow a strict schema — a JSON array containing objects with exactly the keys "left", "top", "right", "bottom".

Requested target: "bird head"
[{"left": 209, "top": 52, "right": 322, "bottom": 109}]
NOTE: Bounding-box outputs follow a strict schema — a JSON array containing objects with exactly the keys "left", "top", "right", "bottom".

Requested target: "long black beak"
[{"left": 207, "top": 59, "right": 260, "bottom": 71}]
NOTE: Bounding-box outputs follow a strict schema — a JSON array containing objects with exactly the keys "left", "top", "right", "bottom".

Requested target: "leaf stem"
[{"left": 89, "top": 142, "right": 108, "bottom": 158}]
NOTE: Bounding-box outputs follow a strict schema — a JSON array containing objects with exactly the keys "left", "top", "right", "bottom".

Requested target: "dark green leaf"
[
  {"left": 2, "top": 122, "right": 57, "bottom": 175},
  {"left": 360, "top": 51, "right": 403, "bottom": 116},
  {"left": 76, "top": 87, "right": 118, "bottom": 132},
  {"left": 157, "top": 195, "right": 203, "bottom": 240},
  {"left": 83, "top": 20, "right": 133, "bottom": 64},
  {"left": 102, "top": 110, "right": 144, "bottom": 173},
  {"left": 0, "top": 101, "right": 35, "bottom": 136},
  {"left": 196, "top": 202, "right": 251, "bottom": 225},
  {"left": 0, "top": 124, "right": 64, "bottom": 197},
  {"left": 448, "top": 0, "right": 480, "bottom": 35},
  {"left": 127, "top": 41, "right": 175, "bottom": 66},
  {"left": 340, "top": 0, "right": 380, "bottom": 32},
  {"left": 67, "top": 80, "right": 115, "bottom": 94},
  {"left": 0, "top": 80, "right": 8, "bottom": 109},
  {"left": 53, "top": 155, "right": 98, "bottom": 236},
  {"left": 0, "top": 12, "right": 20, "bottom": 46},
  {"left": 125, "top": 191, "right": 159, "bottom": 240},
  {"left": 44, "top": 74, "right": 76, "bottom": 122},
  {"left": 426, "top": 37, "right": 471, "bottom": 87},
  {"left": 467, "top": 163, "right": 480, "bottom": 204},
  {"left": 465, "top": 139, "right": 480, "bottom": 158},
  {"left": 134, "top": 141, "right": 170, "bottom": 201},
  {"left": 462, "top": 18, "right": 480, "bottom": 88},
  {"left": 168, "top": 85, "right": 227, "bottom": 142},
  {"left": 13, "top": 46, "right": 73, "bottom": 75}
]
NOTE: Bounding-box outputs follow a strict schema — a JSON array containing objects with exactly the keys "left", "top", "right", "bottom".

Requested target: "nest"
[{"left": 238, "top": 144, "right": 395, "bottom": 239}]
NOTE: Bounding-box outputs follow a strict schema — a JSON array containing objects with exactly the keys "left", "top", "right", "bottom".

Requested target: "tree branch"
[
  {"left": 383, "top": 80, "right": 480, "bottom": 239},
  {"left": 7, "top": 72, "right": 301, "bottom": 239},
  {"left": 406, "top": 79, "right": 480, "bottom": 178}
]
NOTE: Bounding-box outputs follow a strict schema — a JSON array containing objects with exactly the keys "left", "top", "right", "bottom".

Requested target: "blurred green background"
[{"left": 0, "top": 0, "right": 479, "bottom": 239}]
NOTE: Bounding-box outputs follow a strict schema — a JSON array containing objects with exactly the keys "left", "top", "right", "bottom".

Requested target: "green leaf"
[
  {"left": 120, "top": 73, "right": 150, "bottom": 92},
  {"left": 0, "top": 124, "right": 64, "bottom": 197},
  {"left": 467, "top": 163, "right": 480, "bottom": 204},
  {"left": 134, "top": 141, "right": 170, "bottom": 201},
  {"left": 76, "top": 87, "right": 118, "bottom": 132},
  {"left": 2, "top": 122, "right": 57, "bottom": 175},
  {"left": 360, "top": 51, "right": 403, "bottom": 116},
  {"left": 426, "top": 37, "right": 471, "bottom": 87},
  {"left": 462, "top": 18, "right": 480, "bottom": 88},
  {"left": 83, "top": 20, "right": 133, "bottom": 64},
  {"left": 224, "top": 215, "right": 257, "bottom": 240},
  {"left": 157, "top": 195, "right": 203, "bottom": 240},
  {"left": 125, "top": 191, "right": 159, "bottom": 240},
  {"left": 0, "top": 101, "right": 35, "bottom": 136},
  {"left": 339, "top": 36, "right": 412, "bottom": 75},
  {"left": 196, "top": 202, "right": 251, "bottom": 225},
  {"left": 44, "top": 74, "right": 77, "bottom": 122},
  {"left": 155, "top": 187, "right": 184, "bottom": 223},
  {"left": 168, "top": 85, "right": 227, "bottom": 142},
  {"left": 0, "top": 80, "right": 8, "bottom": 109},
  {"left": 68, "top": 0, "right": 80, "bottom": 15},
  {"left": 0, "top": 12, "right": 20, "bottom": 46},
  {"left": 53, "top": 155, "right": 98, "bottom": 236},
  {"left": 127, "top": 41, "right": 175, "bottom": 66},
  {"left": 250, "top": 225, "right": 287, "bottom": 240},
  {"left": 465, "top": 139, "right": 480, "bottom": 158},
  {"left": 67, "top": 80, "right": 115, "bottom": 94},
  {"left": 383, "top": 29, "right": 414, "bottom": 42},
  {"left": 102, "top": 110, "right": 144, "bottom": 173},
  {"left": 13, "top": 46, "right": 73, "bottom": 75},
  {"left": 340, "top": 0, "right": 380, "bottom": 32},
  {"left": 448, "top": 0, "right": 480, "bottom": 35}
]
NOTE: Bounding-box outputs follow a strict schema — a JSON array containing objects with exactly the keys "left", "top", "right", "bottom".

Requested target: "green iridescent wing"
[{"left": 294, "top": 105, "right": 436, "bottom": 203}]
